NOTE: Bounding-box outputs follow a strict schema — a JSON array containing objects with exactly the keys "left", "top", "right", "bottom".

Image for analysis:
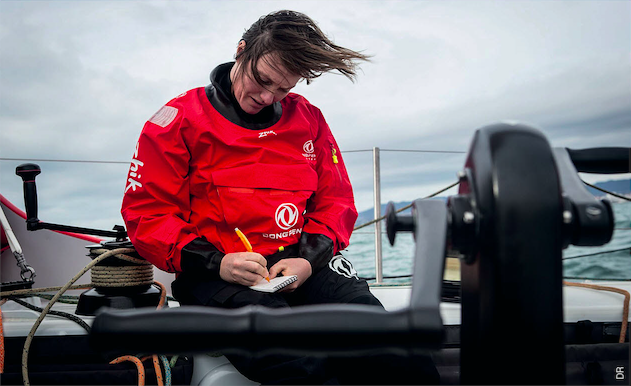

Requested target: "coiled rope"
[
  {"left": 91, "top": 265, "right": 154, "bottom": 287},
  {"left": 88, "top": 248, "right": 154, "bottom": 287},
  {"left": 18, "top": 247, "right": 135, "bottom": 386},
  {"left": 0, "top": 247, "right": 172, "bottom": 386}
]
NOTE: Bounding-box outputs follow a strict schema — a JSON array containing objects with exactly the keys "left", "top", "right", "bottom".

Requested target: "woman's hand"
[
  {"left": 269, "top": 258, "right": 312, "bottom": 292},
  {"left": 220, "top": 252, "right": 270, "bottom": 286}
]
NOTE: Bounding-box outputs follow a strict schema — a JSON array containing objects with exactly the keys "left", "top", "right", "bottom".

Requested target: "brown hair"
[{"left": 235, "top": 10, "right": 370, "bottom": 85}]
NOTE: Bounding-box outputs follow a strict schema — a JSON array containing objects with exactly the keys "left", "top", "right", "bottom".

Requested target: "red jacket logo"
[
  {"left": 303, "top": 140, "right": 314, "bottom": 153},
  {"left": 302, "top": 140, "right": 316, "bottom": 161},
  {"left": 275, "top": 203, "right": 299, "bottom": 230}
]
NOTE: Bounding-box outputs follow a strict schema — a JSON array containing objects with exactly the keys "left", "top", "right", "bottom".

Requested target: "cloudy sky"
[{"left": 1, "top": 0, "right": 629, "bottom": 232}]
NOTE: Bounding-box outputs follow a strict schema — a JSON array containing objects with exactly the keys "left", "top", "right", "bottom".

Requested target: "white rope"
[{"left": 21, "top": 248, "right": 135, "bottom": 386}]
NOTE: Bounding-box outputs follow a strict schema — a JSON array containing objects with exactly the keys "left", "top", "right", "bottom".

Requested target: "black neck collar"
[{"left": 205, "top": 62, "right": 282, "bottom": 130}]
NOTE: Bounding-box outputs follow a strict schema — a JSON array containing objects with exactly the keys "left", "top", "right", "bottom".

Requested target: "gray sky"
[{"left": 1, "top": 0, "right": 630, "bottom": 232}]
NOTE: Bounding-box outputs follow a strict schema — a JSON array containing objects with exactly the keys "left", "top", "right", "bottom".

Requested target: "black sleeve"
[
  {"left": 298, "top": 232, "right": 334, "bottom": 272},
  {"left": 180, "top": 238, "right": 225, "bottom": 279}
]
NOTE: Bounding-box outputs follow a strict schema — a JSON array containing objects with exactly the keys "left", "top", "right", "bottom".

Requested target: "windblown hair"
[{"left": 235, "top": 10, "right": 370, "bottom": 85}]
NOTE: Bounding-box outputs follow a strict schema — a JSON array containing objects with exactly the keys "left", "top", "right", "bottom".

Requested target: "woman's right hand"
[{"left": 219, "top": 252, "right": 270, "bottom": 286}]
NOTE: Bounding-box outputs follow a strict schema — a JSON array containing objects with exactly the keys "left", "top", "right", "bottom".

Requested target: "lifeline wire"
[
  {"left": 562, "top": 247, "right": 631, "bottom": 261},
  {"left": 582, "top": 180, "right": 631, "bottom": 202},
  {"left": 353, "top": 180, "right": 460, "bottom": 231},
  {"left": 353, "top": 178, "right": 629, "bottom": 232},
  {"left": 355, "top": 179, "right": 630, "bottom": 282}
]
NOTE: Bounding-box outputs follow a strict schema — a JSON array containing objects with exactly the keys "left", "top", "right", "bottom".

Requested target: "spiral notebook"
[{"left": 249, "top": 275, "right": 298, "bottom": 293}]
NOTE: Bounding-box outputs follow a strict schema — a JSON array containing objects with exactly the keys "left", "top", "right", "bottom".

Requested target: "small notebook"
[{"left": 249, "top": 275, "right": 298, "bottom": 293}]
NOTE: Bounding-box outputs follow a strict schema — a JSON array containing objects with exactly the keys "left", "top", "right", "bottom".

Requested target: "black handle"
[
  {"left": 15, "top": 163, "right": 42, "bottom": 229},
  {"left": 90, "top": 304, "right": 443, "bottom": 358},
  {"left": 567, "top": 147, "right": 630, "bottom": 174},
  {"left": 554, "top": 148, "right": 614, "bottom": 246}
]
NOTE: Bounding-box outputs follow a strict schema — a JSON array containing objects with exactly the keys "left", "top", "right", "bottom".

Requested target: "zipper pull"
[{"left": 332, "top": 147, "right": 339, "bottom": 164}]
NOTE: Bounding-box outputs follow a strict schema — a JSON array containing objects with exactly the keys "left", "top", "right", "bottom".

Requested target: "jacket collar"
[{"left": 205, "top": 62, "right": 282, "bottom": 130}]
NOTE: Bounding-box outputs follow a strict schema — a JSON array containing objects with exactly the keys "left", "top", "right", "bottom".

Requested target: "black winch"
[{"left": 13, "top": 164, "right": 162, "bottom": 315}]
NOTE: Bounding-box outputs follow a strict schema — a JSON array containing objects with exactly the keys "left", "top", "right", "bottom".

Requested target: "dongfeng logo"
[
  {"left": 275, "top": 203, "right": 299, "bottom": 230},
  {"left": 303, "top": 140, "right": 314, "bottom": 154},
  {"left": 302, "top": 140, "right": 316, "bottom": 161}
]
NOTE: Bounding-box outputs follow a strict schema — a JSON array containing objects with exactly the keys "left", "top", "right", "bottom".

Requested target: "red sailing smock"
[{"left": 121, "top": 87, "right": 358, "bottom": 273}]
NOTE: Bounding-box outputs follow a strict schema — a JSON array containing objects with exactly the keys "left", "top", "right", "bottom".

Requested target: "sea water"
[{"left": 345, "top": 201, "right": 631, "bottom": 282}]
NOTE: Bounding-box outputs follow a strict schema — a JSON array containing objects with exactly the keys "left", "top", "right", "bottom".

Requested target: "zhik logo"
[
  {"left": 125, "top": 142, "right": 144, "bottom": 193},
  {"left": 329, "top": 255, "right": 359, "bottom": 280},
  {"left": 275, "top": 203, "right": 299, "bottom": 230},
  {"left": 259, "top": 130, "right": 277, "bottom": 138}
]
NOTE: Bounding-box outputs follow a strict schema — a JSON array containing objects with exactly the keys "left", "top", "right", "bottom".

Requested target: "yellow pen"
[{"left": 235, "top": 228, "right": 270, "bottom": 282}]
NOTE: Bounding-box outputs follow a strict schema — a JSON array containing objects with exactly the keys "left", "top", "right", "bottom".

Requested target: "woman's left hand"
[{"left": 268, "top": 258, "right": 312, "bottom": 292}]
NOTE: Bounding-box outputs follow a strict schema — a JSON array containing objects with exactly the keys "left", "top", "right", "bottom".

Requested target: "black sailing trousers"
[{"left": 172, "top": 252, "right": 439, "bottom": 385}]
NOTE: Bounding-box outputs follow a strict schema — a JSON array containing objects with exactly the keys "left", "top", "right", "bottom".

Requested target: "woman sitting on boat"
[{"left": 121, "top": 9, "right": 438, "bottom": 385}]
